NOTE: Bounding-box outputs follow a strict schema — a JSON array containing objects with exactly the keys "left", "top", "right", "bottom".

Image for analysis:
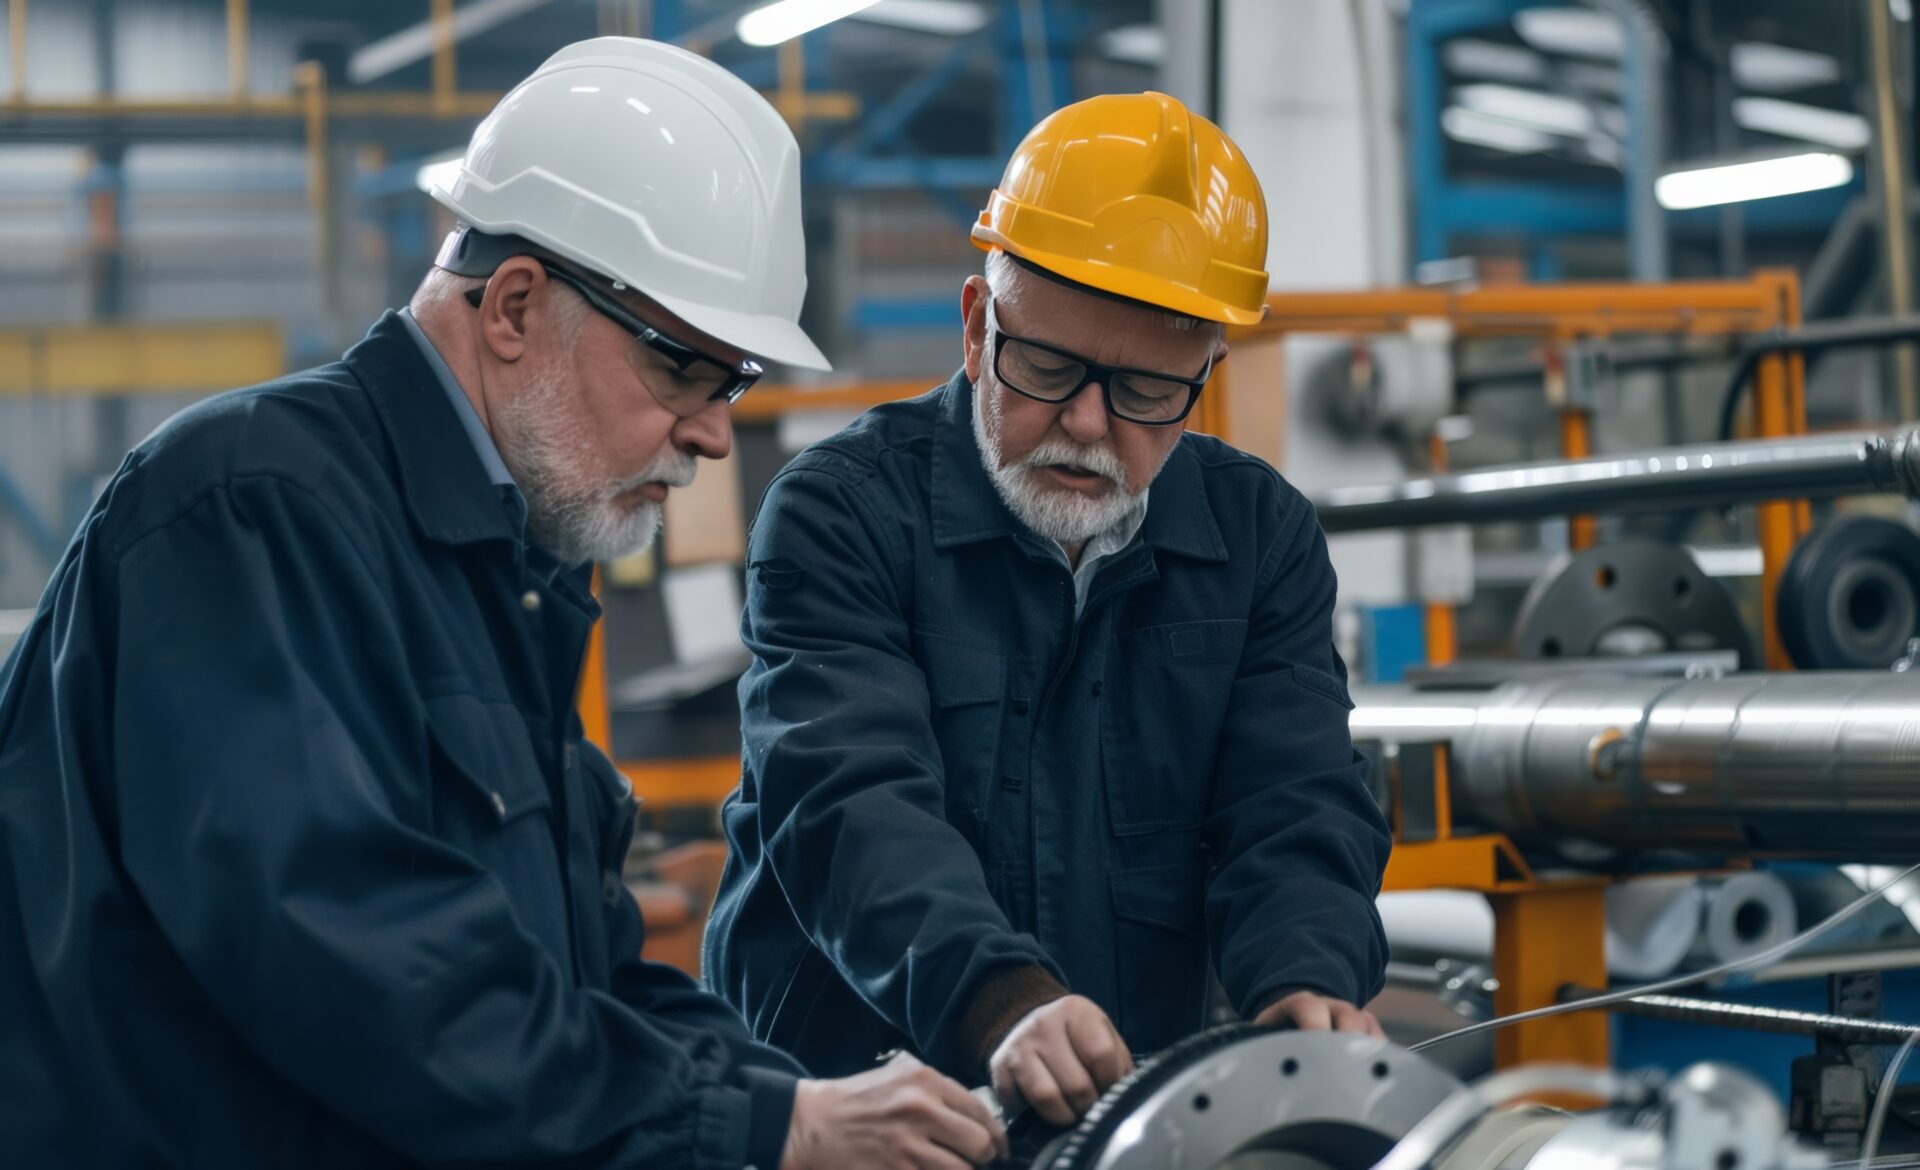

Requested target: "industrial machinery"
[{"left": 993, "top": 1027, "right": 1827, "bottom": 1170}]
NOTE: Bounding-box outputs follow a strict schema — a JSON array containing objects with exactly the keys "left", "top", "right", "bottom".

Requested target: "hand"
[
  {"left": 1253, "top": 989, "right": 1382, "bottom": 1036},
  {"left": 780, "top": 1052, "right": 1008, "bottom": 1170},
  {"left": 989, "top": 995, "right": 1134, "bottom": 1126}
]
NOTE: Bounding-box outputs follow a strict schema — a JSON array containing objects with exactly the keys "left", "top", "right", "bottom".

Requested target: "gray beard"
[{"left": 972, "top": 378, "right": 1151, "bottom": 547}]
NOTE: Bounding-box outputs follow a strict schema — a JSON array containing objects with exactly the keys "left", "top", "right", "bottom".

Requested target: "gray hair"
[{"left": 983, "top": 249, "right": 1219, "bottom": 337}]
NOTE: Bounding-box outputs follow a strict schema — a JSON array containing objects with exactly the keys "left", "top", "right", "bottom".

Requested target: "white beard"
[
  {"left": 973, "top": 377, "right": 1149, "bottom": 547},
  {"left": 496, "top": 361, "right": 697, "bottom": 567}
]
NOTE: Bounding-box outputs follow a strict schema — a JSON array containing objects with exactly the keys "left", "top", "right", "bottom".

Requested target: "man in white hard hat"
[{"left": 0, "top": 38, "right": 1004, "bottom": 1170}]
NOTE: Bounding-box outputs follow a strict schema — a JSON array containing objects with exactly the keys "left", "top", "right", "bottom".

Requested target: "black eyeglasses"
[
  {"left": 985, "top": 300, "right": 1213, "bottom": 426},
  {"left": 465, "top": 263, "right": 763, "bottom": 413}
]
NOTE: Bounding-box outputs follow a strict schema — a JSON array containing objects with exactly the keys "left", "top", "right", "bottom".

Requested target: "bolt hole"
[
  {"left": 1281, "top": 1058, "right": 1299, "bottom": 1077},
  {"left": 1372, "top": 1061, "right": 1390, "bottom": 1079},
  {"left": 1673, "top": 576, "right": 1694, "bottom": 605},
  {"left": 1192, "top": 1093, "right": 1211, "bottom": 1113},
  {"left": 1595, "top": 565, "right": 1617, "bottom": 590},
  {"left": 1541, "top": 637, "right": 1563, "bottom": 657},
  {"left": 1717, "top": 1149, "right": 1740, "bottom": 1170}
]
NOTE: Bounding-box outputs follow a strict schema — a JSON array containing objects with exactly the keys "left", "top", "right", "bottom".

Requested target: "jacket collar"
[
  {"left": 930, "top": 370, "right": 1228, "bottom": 563},
  {"left": 345, "top": 311, "right": 519, "bottom": 548}
]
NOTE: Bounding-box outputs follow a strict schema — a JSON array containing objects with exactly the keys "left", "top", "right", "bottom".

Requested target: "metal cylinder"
[
  {"left": 1353, "top": 671, "right": 1920, "bottom": 859},
  {"left": 1315, "top": 428, "right": 1920, "bottom": 533}
]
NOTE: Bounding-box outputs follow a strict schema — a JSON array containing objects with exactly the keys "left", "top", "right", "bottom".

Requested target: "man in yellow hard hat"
[{"left": 707, "top": 92, "right": 1391, "bottom": 1125}]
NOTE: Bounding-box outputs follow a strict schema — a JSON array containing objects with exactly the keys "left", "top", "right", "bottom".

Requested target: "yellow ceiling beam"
[{"left": 0, "top": 322, "right": 284, "bottom": 397}]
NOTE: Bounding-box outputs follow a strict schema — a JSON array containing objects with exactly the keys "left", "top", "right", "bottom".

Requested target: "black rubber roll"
[{"left": 1777, "top": 515, "right": 1920, "bottom": 669}]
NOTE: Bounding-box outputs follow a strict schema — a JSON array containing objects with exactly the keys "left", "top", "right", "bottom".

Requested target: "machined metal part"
[
  {"left": 1351, "top": 671, "right": 1920, "bottom": 860},
  {"left": 1035, "top": 1027, "right": 1464, "bottom": 1170},
  {"left": 1778, "top": 516, "right": 1920, "bottom": 670},
  {"left": 1511, "top": 540, "right": 1758, "bottom": 668},
  {"left": 1314, "top": 428, "right": 1920, "bottom": 534},
  {"left": 1523, "top": 1064, "right": 1827, "bottom": 1170}
]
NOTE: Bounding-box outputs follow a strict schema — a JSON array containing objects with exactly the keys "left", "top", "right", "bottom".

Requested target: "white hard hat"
[{"left": 427, "top": 37, "right": 830, "bottom": 371}]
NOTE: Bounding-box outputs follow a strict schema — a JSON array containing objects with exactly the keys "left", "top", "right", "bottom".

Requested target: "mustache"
[
  {"left": 608, "top": 449, "right": 699, "bottom": 498},
  {"left": 1017, "top": 439, "right": 1125, "bottom": 488}
]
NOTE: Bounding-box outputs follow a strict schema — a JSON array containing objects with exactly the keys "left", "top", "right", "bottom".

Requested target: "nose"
[
  {"left": 674, "top": 397, "right": 734, "bottom": 462},
  {"left": 1059, "top": 381, "right": 1111, "bottom": 444}
]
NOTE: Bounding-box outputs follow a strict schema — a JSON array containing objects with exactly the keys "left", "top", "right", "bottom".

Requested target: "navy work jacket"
[
  {"left": 706, "top": 372, "right": 1390, "bottom": 1080},
  {"left": 0, "top": 313, "right": 798, "bottom": 1169}
]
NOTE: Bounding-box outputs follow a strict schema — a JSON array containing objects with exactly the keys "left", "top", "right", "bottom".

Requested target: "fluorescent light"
[
  {"left": 848, "top": 0, "right": 987, "bottom": 35},
  {"left": 1733, "top": 96, "right": 1870, "bottom": 150},
  {"left": 1442, "top": 38, "right": 1548, "bottom": 84},
  {"left": 1455, "top": 83, "right": 1592, "bottom": 136},
  {"left": 1100, "top": 23, "right": 1165, "bottom": 66},
  {"left": 350, "top": 0, "right": 554, "bottom": 84},
  {"left": 1730, "top": 42, "right": 1841, "bottom": 93},
  {"left": 1655, "top": 152, "right": 1853, "bottom": 210},
  {"left": 414, "top": 150, "right": 464, "bottom": 195},
  {"left": 738, "top": 0, "right": 882, "bottom": 46},
  {"left": 1441, "top": 106, "right": 1556, "bottom": 154},
  {"left": 1512, "top": 7, "right": 1624, "bottom": 60}
]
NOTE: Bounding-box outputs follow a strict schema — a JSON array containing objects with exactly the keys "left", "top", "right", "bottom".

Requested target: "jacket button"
[
  {"left": 520, "top": 589, "right": 542, "bottom": 612},
  {"left": 603, "top": 870, "right": 625, "bottom": 906},
  {"left": 490, "top": 791, "right": 508, "bottom": 820}
]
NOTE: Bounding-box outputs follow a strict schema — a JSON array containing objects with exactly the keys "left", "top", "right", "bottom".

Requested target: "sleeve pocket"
[{"left": 1289, "top": 664, "right": 1354, "bottom": 710}]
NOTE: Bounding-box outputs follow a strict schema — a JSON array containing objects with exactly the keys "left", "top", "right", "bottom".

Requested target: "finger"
[
  {"left": 1289, "top": 995, "right": 1334, "bottom": 1031},
  {"left": 1253, "top": 999, "right": 1289, "bottom": 1028},
  {"left": 1364, "top": 1009, "right": 1386, "bottom": 1038},
  {"left": 908, "top": 1138, "right": 973, "bottom": 1170},
  {"left": 922, "top": 1108, "right": 1001, "bottom": 1167},
  {"left": 1014, "top": 1053, "right": 1075, "bottom": 1127},
  {"left": 1035, "top": 1037, "right": 1100, "bottom": 1118},
  {"left": 935, "top": 1078, "right": 1010, "bottom": 1160},
  {"left": 1108, "top": 1019, "right": 1137, "bottom": 1077},
  {"left": 1066, "top": 1009, "right": 1129, "bottom": 1090},
  {"left": 1330, "top": 1002, "right": 1372, "bottom": 1034}
]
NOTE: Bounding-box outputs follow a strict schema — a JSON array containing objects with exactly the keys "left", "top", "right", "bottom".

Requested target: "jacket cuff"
[
  {"left": 739, "top": 1067, "right": 799, "bottom": 1170},
  {"left": 954, "top": 965, "right": 1070, "bottom": 1083}
]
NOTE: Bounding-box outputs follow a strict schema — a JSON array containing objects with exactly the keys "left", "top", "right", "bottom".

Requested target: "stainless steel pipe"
[
  {"left": 1315, "top": 427, "right": 1920, "bottom": 533},
  {"left": 1352, "top": 671, "right": 1920, "bottom": 860}
]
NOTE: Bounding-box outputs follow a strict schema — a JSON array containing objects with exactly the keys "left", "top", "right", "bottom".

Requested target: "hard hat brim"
[
  {"left": 656, "top": 292, "right": 834, "bottom": 373},
  {"left": 972, "top": 235, "right": 1269, "bottom": 327}
]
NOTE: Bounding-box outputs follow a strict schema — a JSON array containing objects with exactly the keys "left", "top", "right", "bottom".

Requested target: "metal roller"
[
  {"left": 1313, "top": 428, "right": 1920, "bottom": 533},
  {"left": 1351, "top": 672, "right": 1920, "bottom": 860}
]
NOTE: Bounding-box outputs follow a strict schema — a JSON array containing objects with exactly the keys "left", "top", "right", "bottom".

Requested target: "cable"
[
  {"left": 1863, "top": 1031, "right": 1920, "bottom": 1170},
  {"left": 1410, "top": 861, "right": 1920, "bottom": 1053}
]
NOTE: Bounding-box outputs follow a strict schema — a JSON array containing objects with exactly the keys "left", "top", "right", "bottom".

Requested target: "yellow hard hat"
[{"left": 971, "top": 91, "right": 1270, "bottom": 325}]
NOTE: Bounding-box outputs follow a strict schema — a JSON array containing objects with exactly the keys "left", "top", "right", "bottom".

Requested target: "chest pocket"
[
  {"left": 1100, "top": 619, "right": 1247, "bottom": 835},
  {"left": 916, "top": 630, "right": 1006, "bottom": 826},
  {"left": 424, "top": 692, "right": 571, "bottom": 964}
]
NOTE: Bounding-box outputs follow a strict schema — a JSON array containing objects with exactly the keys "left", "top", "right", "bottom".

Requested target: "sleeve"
[
  {"left": 108, "top": 476, "right": 770, "bottom": 1170},
  {"left": 1204, "top": 502, "right": 1391, "bottom": 1016},
  {"left": 595, "top": 762, "right": 804, "bottom": 1170},
  {"left": 738, "top": 465, "right": 1063, "bottom": 1074}
]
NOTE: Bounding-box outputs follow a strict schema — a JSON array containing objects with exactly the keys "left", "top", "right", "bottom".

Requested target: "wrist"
[{"left": 956, "top": 965, "right": 1070, "bottom": 1082}]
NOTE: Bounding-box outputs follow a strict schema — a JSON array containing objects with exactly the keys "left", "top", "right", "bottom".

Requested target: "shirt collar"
[
  {"left": 344, "top": 311, "right": 521, "bottom": 548},
  {"left": 398, "top": 307, "right": 517, "bottom": 490}
]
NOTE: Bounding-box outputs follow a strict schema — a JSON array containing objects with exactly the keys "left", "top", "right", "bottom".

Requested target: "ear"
[
  {"left": 961, "top": 274, "right": 989, "bottom": 384},
  {"left": 475, "top": 256, "right": 546, "bottom": 365}
]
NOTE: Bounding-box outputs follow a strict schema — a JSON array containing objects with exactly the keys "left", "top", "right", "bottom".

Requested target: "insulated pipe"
[
  {"left": 1315, "top": 427, "right": 1920, "bottom": 533},
  {"left": 1351, "top": 671, "right": 1920, "bottom": 859}
]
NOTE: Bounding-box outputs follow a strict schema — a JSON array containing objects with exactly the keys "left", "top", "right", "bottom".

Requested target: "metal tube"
[
  {"left": 9, "top": 0, "right": 24, "bottom": 103},
  {"left": 1563, "top": 989, "right": 1920, "bottom": 1045},
  {"left": 1591, "top": 0, "right": 1668, "bottom": 281},
  {"left": 1315, "top": 427, "right": 1920, "bottom": 533},
  {"left": 1867, "top": 0, "right": 1918, "bottom": 421},
  {"left": 1352, "top": 671, "right": 1920, "bottom": 860},
  {"left": 431, "top": 0, "right": 455, "bottom": 115},
  {"left": 227, "top": 0, "right": 247, "bottom": 99}
]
